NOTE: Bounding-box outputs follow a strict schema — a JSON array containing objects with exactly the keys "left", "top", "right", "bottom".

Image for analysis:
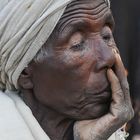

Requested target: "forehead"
[
  {"left": 57, "top": 0, "right": 114, "bottom": 31},
  {"left": 66, "top": 0, "right": 107, "bottom": 10},
  {"left": 47, "top": 0, "right": 114, "bottom": 45}
]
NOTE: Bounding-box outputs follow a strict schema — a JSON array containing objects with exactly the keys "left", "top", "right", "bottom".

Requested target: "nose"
[{"left": 93, "top": 39, "right": 116, "bottom": 72}]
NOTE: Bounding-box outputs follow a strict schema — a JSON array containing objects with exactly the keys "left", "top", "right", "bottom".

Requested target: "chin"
[{"left": 66, "top": 101, "right": 110, "bottom": 121}]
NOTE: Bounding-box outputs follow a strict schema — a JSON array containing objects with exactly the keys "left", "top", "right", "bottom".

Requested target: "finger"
[
  {"left": 114, "top": 54, "right": 130, "bottom": 102},
  {"left": 114, "top": 54, "right": 127, "bottom": 84},
  {"left": 107, "top": 69, "right": 124, "bottom": 103}
]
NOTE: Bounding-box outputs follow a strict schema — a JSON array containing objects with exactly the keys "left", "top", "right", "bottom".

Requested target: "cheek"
[
  {"left": 32, "top": 50, "right": 94, "bottom": 107},
  {"left": 31, "top": 49, "right": 110, "bottom": 119}
]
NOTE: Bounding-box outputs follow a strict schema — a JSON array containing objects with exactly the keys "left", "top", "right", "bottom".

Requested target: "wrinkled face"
[{"left": 30, "top": 0, "right": 118, "bottom": 120}]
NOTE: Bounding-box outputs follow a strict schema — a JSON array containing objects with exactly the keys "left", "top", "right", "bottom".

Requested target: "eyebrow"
[
  {"left": 57, "top": 21, "right": 88, "bottom": 44},
  {"left": 57, "top": 12, "right": 115, "bottom": 44}
]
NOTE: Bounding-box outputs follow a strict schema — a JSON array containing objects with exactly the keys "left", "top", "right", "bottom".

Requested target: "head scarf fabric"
[
  {"left": 0, "top": 0, "right": 110, "bottom": 91},
  {"left": 0, "top": 0, "right": 72, "bottom": 90},
  {"left": 105, "top": 0, "right": 110, "bottom": 7}
]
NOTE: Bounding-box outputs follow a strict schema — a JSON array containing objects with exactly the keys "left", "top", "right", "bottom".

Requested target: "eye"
[
  {"left": 101, "top": 26, "right": 113, "bottom": 44},
  {"left": 70, "top": 40, "right": 85, "bottom": 51},
  {"left": 102, "top": 33, "right": 112, "bottom": 42}
]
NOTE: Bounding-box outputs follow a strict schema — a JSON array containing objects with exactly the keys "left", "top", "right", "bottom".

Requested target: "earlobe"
[{"left": 18, "top": 67, "right": 33, "bottom": 89}]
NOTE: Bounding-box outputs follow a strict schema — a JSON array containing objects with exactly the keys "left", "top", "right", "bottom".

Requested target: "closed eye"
[
  {"left": 102, "top": 34, "right": 111, "bottom": 42},
  {"left": 70, "top": 40, "right": 85, "bottom": 51}
]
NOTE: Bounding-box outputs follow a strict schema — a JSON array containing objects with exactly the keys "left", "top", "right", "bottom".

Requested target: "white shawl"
[
  {"left": 0, "top": 90, "right": 123, "bottom": 140},
  {"left": 0, "top": 90, "right": 50, "bottom": 140}
]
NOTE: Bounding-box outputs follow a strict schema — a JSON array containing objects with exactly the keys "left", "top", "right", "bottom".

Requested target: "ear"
[{"left": 18, "top": 66, "right": 33, "bottom": 89}]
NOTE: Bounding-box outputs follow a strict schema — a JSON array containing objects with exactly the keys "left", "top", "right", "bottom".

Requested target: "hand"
[{"left": 73, "top": 54, "right": 134, "bottom": 140}]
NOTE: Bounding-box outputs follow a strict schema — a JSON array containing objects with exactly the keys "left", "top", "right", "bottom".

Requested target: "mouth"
[
  {"left": 67, "top": 85, "right": 112, "bottom": 120},
  {"left": 73, "top": 86, "right": 111, "bottom": 120},
  {"left": 85, "top": 85, "right": 112, "bottom": 104}
]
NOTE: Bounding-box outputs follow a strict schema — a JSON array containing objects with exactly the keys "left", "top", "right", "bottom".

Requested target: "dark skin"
[
  {"left": 74, "top": 54, "right": 134, "bottom": 139},
  {"left": 18, "top": 0, "right": 134, "bottom": 140}
]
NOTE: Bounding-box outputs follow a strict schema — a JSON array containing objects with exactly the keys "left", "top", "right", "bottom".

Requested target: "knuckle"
[
  {"left": 111, "top": 114, "right": 125, "bottom": 125},
  {"left": 123, "top": 80, "right": 129, "bottom": 88},
  {"left": 123, "top": 106, "right": 134, "bottom": 121},
  {"left": 112, "top": 105, "right": 134, "bottom": 123},
  {"left": 112, "top": 106, "right": 124, "bottom": 118},
  {"left": 113, "top": 89, "right": 124, "bottom": 99},
  {"left": 123, "top": 86, "right": 129, "bottom": 94},
  {"left": 128, "top": 107, "right": 135, "bottom": 120},
  {"left": 114, "top": 88, "right": 122, "bottom": 95}
]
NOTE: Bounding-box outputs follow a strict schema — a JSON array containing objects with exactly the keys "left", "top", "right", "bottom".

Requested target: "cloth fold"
[
  {"left": 0, "top": 0, "right": 72, "bottom": 90},
  {"left": 0, "top": 90, "right": 50, "bottom": 140}
]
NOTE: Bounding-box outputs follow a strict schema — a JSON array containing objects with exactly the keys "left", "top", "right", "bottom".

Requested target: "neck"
[{"left": 20, "top": 90, "right": 74, "bottom": 140}]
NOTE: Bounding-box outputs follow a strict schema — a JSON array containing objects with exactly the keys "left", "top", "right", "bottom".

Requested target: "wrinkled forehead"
[
  {"left": 62, "top": 0, "right": 112, "bottom": 20},
  {"left": 46, "top": 0, "right": 114, "bottom": 45},
  {"left": 67, "top": 0, "right": 108, "bottom": 10},
  {"left": 56, "top": 0, "right": 114, "bottom": 33}
]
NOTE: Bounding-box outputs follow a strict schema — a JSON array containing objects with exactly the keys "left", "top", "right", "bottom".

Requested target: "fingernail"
[{"left": 107, "top": 68, "right": 113, "bottom": 74}]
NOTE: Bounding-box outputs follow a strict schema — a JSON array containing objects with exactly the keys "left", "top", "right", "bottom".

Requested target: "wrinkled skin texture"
[
  {"left": 74, "top": 54, "right": 134, "bottom": 140},
  {"left": 18, "top": 0, "right": 133, "bottom": 140},
  {"left": 29, "top": 0, "right": 115, "bottom": 119}
]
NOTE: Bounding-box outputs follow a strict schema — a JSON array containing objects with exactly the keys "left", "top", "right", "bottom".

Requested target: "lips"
[
  {"left": 75, "top": 86, "right": 111, "bottom": 120},
  {"left": 85, "top": 85, "right": 112, "bottom": 103}
]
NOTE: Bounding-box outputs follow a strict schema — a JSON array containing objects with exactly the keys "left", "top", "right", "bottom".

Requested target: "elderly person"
[{"left": 0, "top": 0, "right": 134, "bottom": 140}]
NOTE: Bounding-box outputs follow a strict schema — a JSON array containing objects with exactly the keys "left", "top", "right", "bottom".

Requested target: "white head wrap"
[
  {"left": 0, "top": 0, "right": 73, "bottom": 90},
  {"left": 105, "top": 0, "right": 110, "bottom": 8},
  {"left": 0, "top": 0, "right": 110, "bottom": 91}
]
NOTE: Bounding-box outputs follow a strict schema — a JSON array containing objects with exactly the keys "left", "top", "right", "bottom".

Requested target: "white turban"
[
  {"left": 0, "top": 0, "right": 110, "bottom": 91},
  {"left": 0, "top": 0, "right": 73, "bottom": 90}
]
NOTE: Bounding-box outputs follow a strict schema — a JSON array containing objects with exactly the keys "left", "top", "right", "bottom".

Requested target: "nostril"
[
  {"left": 95, "top": 56, "right": 115, "bottom": 72},
  {"left": 95, "top": 61, "right": 112, "bottom": 72}
]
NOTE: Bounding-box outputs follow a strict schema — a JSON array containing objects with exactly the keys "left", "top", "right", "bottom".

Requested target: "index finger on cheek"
[
  {"left": 107, "top": 69, "right": 124, "bottom": 102},
  {"left": 114, "top": 54, "right": 128, "bottom": 86},
  {"left": 114, "top": 54, "right": 130, "bottom": 99}
]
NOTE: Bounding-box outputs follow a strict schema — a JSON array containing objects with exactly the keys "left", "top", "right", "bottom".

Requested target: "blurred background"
[{"left": 111, "top": 0, "right": 140, "bottom": 140}]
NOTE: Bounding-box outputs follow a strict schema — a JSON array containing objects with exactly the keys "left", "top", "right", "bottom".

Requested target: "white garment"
[
  {"left": 0, "top": 90, "right": 124, "bottom": 140},
  {"left": 0, "top": 90, "right": 50, "bottom": 140}
]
